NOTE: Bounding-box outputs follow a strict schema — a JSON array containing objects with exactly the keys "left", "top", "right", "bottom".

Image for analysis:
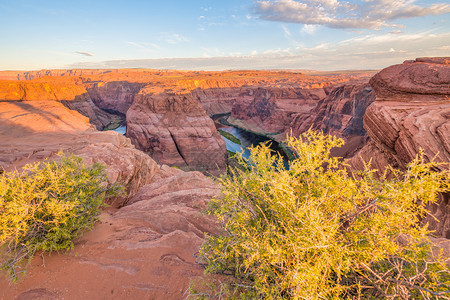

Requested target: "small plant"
[
  {"left": 0, "top": 154, "right": 121, "bottom": 281},
  {"left": 199, "top": 129, "right": 450, "bottom": 299}
]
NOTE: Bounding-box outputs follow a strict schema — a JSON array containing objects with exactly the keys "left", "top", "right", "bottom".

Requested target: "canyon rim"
[{"left": 0, "top": 57, "right": 449, "bottom": 298}]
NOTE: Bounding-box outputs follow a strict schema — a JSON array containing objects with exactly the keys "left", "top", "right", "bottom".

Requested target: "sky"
[{"left": 0, "top": 0, "right": 449, "bottom": 71}]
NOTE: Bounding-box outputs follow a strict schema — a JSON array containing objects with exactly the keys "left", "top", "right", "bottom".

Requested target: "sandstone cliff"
[
  {"left": 290, "top": 83, "right": 375, "bottom": 137},
  {"left": 85, "top": 81, "right": 145, "bottom": 115},
  {"left": 0, "top": 78, "right": 117, "bottom": 130},
  {"left": 0, "top": 99, "right": 221, "bottom": 299},
  {"left": 126, "top": 91, "right": 227, "bottom": 174},
  {"left": 223, "top": 83, "right": 374, "bottom": 159},
  {"left": 351, "top": 57, "right": 450, "bottom": 237},
  {"left": 228, "top": 87, "right": 325, "bottom": 138},
  {"left": 0, "top": 69, "right": 376, "bottom": 172}
]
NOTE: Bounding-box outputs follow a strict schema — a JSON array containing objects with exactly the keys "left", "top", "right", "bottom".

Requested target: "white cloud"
[
  {"left": 435, "top": 45, "right": 450, "bottom": 50},
  {"left": 71, "top": 31, "right": 450, "bottom": 71},
  {"left": 300, "top": 24, "right": 318, "bottom": 35},
  {"left": 75, "top": 51, "right": 94, "bottom": 57},
  {"left": 254, "top": 0, "right": 450, "bottom": 29}
]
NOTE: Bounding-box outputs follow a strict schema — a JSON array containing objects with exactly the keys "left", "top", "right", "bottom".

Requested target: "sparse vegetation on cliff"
[
  {"left": 198, "top": 130, "right": 450, "bottom": 299},
  {"left": 0, "top": 154, "right": 121, "bottom": 281},
  {"left": 218, "top": 129, "right": 241, "bottom": 145}
]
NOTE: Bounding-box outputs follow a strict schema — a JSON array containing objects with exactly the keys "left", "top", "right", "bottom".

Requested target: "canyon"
[{"left": 0, "top": 58, "right": 448, "bottom": 298}]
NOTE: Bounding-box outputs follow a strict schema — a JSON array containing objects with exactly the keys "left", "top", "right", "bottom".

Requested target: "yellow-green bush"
[
  {"left": 0, "top": 154, "right": 121, "bottom": 281},
  {"left": 199, "top": 130, "right": 450, "bottom": 299}
]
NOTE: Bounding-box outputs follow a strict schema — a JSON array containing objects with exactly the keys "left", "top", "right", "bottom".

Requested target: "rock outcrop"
[
  {"left": 351, "top": 57, "right": 450, "bottom": 237},
  {"left": 291, "top": 83, "right": 376, "bottom": 138},
  {"left": 0, "top": 78, "right": 117, "bottom": 130},
  {"left": 0, "top": 100, "right": 158, "bottom": 207},
  {"left": 85, "top": 81, "right": 145, "bottom": 115},
  {"left": 0, "top": 98, "right": 221, "bottom": 299},
  {"left": 1, "top": 168, "right": 220, "bottom": 300},
  {"left": 0, "top": 69, "right": 375, "bottom": 171},
  {"left": 228, "top": 87, "right": 326, "bottom": 140},
  {"left": 126, "top": 91, "right": 227, "bottom": 174}
]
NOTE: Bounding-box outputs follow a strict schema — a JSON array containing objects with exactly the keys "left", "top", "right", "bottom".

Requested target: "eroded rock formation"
[
  {"left": 0, "top": 99, "right": 221, "bottom": 299},
  {"left": 126, "top": 91, "right": 227, "bottom": 174},
  {"left": 291, "top": 83, "right": 376, "bottom": 138},
  {"left": 228, "top": 87, "right": 325, "bottom": 139},
  {"left": 0, "top": 59, "right": 448, "bottom": 298},
  {"left": 85, "top": 81, "right": 145, "bottom": 115},
  {"left": 0, "top": 100, "right": 158, "bottom": 207},
  {"left": 351, "top": 57, "right": 450, "bottom": 237}
]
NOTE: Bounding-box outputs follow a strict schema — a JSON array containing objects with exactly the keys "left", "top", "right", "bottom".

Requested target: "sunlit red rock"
[
  {"left": 351, "top": 57, "right": 450, "bottom": 237},
  {"left": 126, "top": 91, "right": 227, "bottom": 174},
  {"left": 0, "top": 99, "right": 221, "bottom": 299}
]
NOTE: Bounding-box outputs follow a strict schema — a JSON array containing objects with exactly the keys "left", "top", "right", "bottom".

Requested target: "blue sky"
[{"left": 0, "top": 0, "right": 449, "bottom": 71}]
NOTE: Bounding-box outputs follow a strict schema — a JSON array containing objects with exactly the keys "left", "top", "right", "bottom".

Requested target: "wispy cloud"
[
  {"left": 71, "top": 31, "right": 450, "bottom": 71},
  {"left": 125, "top": 41, "right": 161, "bottom": 51},
  {"left": 254, "top": 0, "right": 450, "bottom": 29},
  {"left": 201, "top": 47, "right": 226, "bottom": 57},
  {"left": 75, "top": 51, "right": 94, "bottom": 57},
  {"left": 282, "top": 24, "right": 291, "bottom": 37},
  {"left": 159, "top": 33, "right": 190, "bottom": 44}
]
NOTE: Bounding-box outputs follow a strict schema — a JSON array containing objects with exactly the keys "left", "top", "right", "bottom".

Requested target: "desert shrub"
[
  {"left": 199, "top": 130, "right": 450, "bottom": 299},
  {"left": 0, "top": 154, "right": 121, "bottom": 281}
]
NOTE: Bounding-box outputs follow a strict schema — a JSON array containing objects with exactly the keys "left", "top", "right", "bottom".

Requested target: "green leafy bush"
[
  {"left": 0, "top": 154, "right": 121, "bottom": 281},
  {"left": 199, "top": 130, "right": 450, "bottom": 299}
]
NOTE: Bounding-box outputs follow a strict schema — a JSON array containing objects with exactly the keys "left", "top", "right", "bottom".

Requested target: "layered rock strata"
[
  {"left": 223, "top": 83, "right": 374, "bottom": 158},
  {"left": 0, "top": 99, "right": 221, "bottom": 299},
  {"left": 351, "top": 57, "right": 450, "bottom": 237},
  {"left": 0, "top": 69, "right": 376, "bottom": 172},
  {"left": 85, "top": 81, "right": 145, "bottom": 115},
  {"left": 126, "top": 91, "right": 227, "bottom": 174},
  {"left": 0, "top": 100, "right": 158, "bottom": 207},
  {"left": 291, "top": 83, "right": 376, "bottom": 138},
  {"left": 228, "top": 87, "right": 326, "bottom": 138}
]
